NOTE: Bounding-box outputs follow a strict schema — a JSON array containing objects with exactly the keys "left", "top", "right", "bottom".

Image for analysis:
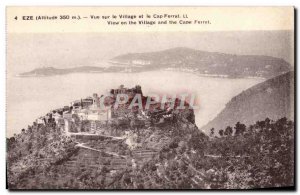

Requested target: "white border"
[{"left": 0, "top": 0, "right": 298, "bottom": 194}]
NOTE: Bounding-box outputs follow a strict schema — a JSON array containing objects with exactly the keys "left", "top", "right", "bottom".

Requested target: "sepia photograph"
[{"left": 5, "top": 7, "right": 295, "bottom": 190}]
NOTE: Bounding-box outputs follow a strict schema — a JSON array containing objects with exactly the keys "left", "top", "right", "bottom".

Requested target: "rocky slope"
[{"left": 202, "top": 71, "right": 294, "bottom": 132}]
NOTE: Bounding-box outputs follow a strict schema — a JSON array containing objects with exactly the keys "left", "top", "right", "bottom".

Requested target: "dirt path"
[{"left": 75, "top": 143, "right": 127, "bottom": 159}]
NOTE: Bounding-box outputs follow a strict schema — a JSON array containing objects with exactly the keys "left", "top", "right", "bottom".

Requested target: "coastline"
[{"left": 15, "top": 68, "right": 269, "bottom": 80}]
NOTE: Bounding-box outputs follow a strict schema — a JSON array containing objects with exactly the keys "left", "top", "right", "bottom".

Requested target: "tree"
[
  {"left": 219, "top": 129, "right": 224, "bottom": 137},
  {"left": 234, "top": 122, "right": 246, "bottom": 136},
  {"left": 224, "top": 126, "right": 233, "bottom": 136},
  {"left": 210, "top": 128, "right": 215, "bottom": 137}
]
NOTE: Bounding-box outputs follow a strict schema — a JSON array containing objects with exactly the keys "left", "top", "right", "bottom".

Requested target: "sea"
[{"left": 6, "top": 71, "right": 263, "bottom": 137}]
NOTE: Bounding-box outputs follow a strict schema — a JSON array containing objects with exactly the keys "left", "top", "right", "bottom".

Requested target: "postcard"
[{"left": 6, "top": 6, "right": 295, "bottom": 190}]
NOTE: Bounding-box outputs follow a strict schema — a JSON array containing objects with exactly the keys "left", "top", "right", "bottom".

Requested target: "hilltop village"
[{"left": 33, "top": 85, "right": 190, "bottom": 140}]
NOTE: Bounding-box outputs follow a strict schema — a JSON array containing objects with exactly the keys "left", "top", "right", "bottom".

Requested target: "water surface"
[{"left": 7, "top": 71, "right": 263, "bottom": 137}]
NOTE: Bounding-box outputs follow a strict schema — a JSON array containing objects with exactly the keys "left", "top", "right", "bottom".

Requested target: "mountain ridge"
[{"left": 202, "top": 71, "right": 294, "bottom": 133}]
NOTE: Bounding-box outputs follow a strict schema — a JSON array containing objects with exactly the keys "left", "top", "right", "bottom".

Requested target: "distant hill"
[
  {"left": 19, "top": 47, "right": 291, "bottom": 78},
  {"left": 18, "top": 66, "right": 106, "bottom": 77},
  {"left": 110, "top": 47, "right": 292, "bottom": 78},
  {"left": 202, "top": 71, "right": 294, "bottom": 132}
]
